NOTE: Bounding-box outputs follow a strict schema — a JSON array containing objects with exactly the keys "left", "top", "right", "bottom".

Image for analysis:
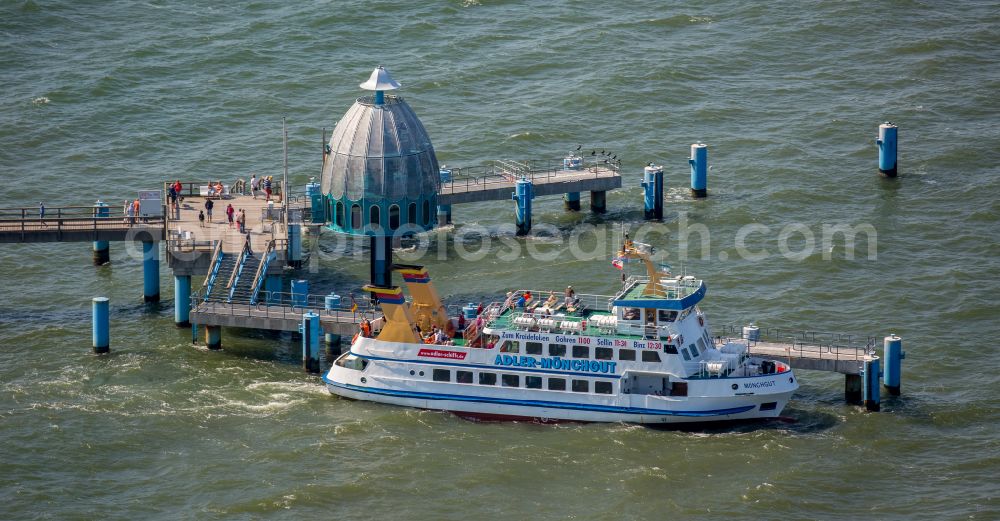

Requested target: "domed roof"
[{"left": 321, "top": 94, "right": 441, "bottom": 202}]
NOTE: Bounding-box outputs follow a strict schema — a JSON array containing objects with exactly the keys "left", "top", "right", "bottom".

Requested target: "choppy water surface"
[{"left": 1, "top": 1, "right": 998, "bottom": 519}]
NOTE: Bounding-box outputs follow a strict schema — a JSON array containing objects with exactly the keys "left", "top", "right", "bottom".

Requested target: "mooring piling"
[
  {"left": 513, "top": 177, "right": 534, "bottom": 236},
  {"left": 876, "top": 122, "right": 898, "bottom": 177},
  {"left": 642, "top": 164, "right": 664, "bottom": 220},
  {"left": 883, "top": 334, "right": 904, "bottom": 395},
  {"left": 301, "top": 312, "right": 321, "bottom": 373},
  {"left": 204, "top": 325, "right": 222, "bottom": 350},
  {"left": 563, "top": 191, "right": 581, "bottom": 211},
  {"left": 92, "top": 200, "right": 110, "bottom": 265},
  {"left": 689, "top": 143, "right": 708, "bottom": 197},
  {"left": 142, "top": 240, "right": 160, "bottom": 302},
  {"left": 590, "top": 190, "right": 607, "bottom": 213},
  {"left": 863, "top": 357, "right": 881, "bottom": 411},
  {"left": 174, "top": 275, "right": 191, "bottom": 327},
  {"left": 92, "top": 297, "right": 109, "bottom": 354}
]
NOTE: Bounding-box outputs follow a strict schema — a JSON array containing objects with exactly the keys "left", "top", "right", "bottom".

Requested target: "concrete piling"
[
  {"left": 876, "top": 122, "right": 898, "bottom": 177},
  {"left": 325, "top": 293, "right": 342, "bottom": 345},
  {"left": 689, "top": 143, "right": 708, "bottom": 198},
  {"left": 642, "top": 164, "right": 664, "bottom": 220},
  {"left": 883, "top": 334, "right": 904, "bottom": 395},
  {"left": 590, "top": 190, "right": 607, "bottom": 213},
  {"left": 142, "top": 240, "right": 160, "bottom": 303},
  {"left": 174, "top": 275, "right": 191, "bottom": 327},
  {"left": 92, "top": 297, "right": 109, "bottom": 354},
  {"left": 205, "top": 325, "right": 222, "bottom": 350},
  {"left": 845, "top": 374, "right": 862, "bottom": 404},
  {"left": 513, "top": 177, "right": 534, "bottom": 236},
  {"left": 563, "top": 192, "right": 581, "bottom": 211},
  {"left": 301, "top": 312, "right": 321, "bottom": 373},
  {"left": 863, "top": 357, "right": 881, "bottom": 411}
]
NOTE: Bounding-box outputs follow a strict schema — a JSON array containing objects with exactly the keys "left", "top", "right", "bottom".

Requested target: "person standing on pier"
[
  {"left": 250, "top": 174, "right": 259, "bottom": 199},
  {"left": 198, "top": 210, "right": 205, "bottom": 227},
  {"left": 204, "top": 198, "right": 214, "bottom": 223},
  {"left": 263, "top": 176, "right": 272, "bottom": 201},
  {"left": 226, "top": 203, "right": 235, "bottom": 228},
  {"left": 237, "top": 208, "right": 246, "bottom": 234}
]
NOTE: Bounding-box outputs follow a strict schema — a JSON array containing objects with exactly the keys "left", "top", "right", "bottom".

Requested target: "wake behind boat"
[{"left": 324, "top": 238, "right": 797, "bottom": 424}]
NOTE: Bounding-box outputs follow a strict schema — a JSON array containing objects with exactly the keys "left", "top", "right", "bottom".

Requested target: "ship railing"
[
  {"left": 613, "top": 321, "right": 679, "bottom": 341},
  {"left": 506, "top": 289, "right": 615, "bottom": 313}
]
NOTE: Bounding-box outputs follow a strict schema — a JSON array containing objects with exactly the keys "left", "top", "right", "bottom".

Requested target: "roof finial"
[{"left": 360, "top": 66, "right": 401, "bottom": 105}]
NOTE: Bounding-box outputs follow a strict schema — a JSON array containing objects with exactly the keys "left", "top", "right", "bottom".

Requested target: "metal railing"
[
  {"left": 191, "top": 291, "right": 380, "bottom": 324},
  {"left": 0, "top": 205, "right": 165, "bottom": 234},
  {"left": 201, "top": 240, "right": 225, "bottom": 291},
  {"left": 716, "top": 325, "right": 877, "bottom": 361},
  {"left": 439, "top": 157, "right": 620, "bottom": 195},
  {"left": 249, "top": 240, "right": 276, "bottom": 305}
]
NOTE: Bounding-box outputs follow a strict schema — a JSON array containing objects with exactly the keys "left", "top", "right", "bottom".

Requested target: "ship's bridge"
[{"left": 612, "top": 276, "right": 706, "bottom": 311}]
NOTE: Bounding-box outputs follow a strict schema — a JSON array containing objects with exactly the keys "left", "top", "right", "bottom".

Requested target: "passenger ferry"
[{"left": 323, "top": 239, "right": 798, "bottom": 424}]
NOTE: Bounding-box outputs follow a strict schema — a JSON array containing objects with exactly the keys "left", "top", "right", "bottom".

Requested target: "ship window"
[
  {"left": 350, "top": 204, "right": 361, "bottom": 229},
  {"left": 595, "top": 381, "right": 613, "bottom": 394},
  {"left": 501, "top": 374, "right": 519, "bottom": 387},
  {"left": 548, "top": 344, "right": 566, "bottom": 357},
  {"left": 388, "top": 204, "right": 400, "bottom": 231},
  {"left": 658, "top": 310, "right": 677, "bottom": 322},
  {"left": 572, "top": 345, "right": 589, "bottom": 359},
  {"left": 681, "top": 347, "right": 691, "bottom": 361},
  {"left": 572, "top": 379, "right": 589, "bottom": 393},
  {"left": 335, "top": 201, "right": 345, "bottom": 227},
  {"left": 623, "top": 307, "right": 641, "bottom": 321},
  {"left": 525, "top": 376, "right": 542, "bottom": 389},
  {"left": 595, "top": 347, "right": 613, "bottom": 360},
  {"left": 697, "top": 338, "right": 706, "bottom": 353},
  {"left": 500, "top": 340, "right": 520, "bottom": 353},
  {"left": 407, "top": 202, "right": 417, "bottom": 224},
  {"left": 703, "top": 331, "right": 712, "bottom": 346},
  {"left": 526, "top": 342, "right": 543, "bottom": 355},
  {"left": 760, "top": 402, "right": 777, "bottom": 411},
  {"left": 433, "top": 369, "right": 450, "bottom": 382},
  {"left": 334, "top": 354, "right": 368, "bottom": 371},
  {"left": 665, "top": 343, "right": 678, "bottom": 354},
  {"left": 670, "top": 381, "right": 688, "bottom": 397},
  {"left": 618, "top": 349, "right": 636, "bottom": 361},
  {"left": 456, "top": 370, "right": 473, "bottom": 384},
  {"left": 641, "top": 351, "right": 662, "bottom": 363},
  {"left": 422, "top": 200, "right": 430, "bottom": 226},
  {"left": 690, "top": 344, "right": 699, "bottom": 357},
  {"left": 479, "top": 372, "right": 497, "bottom": 385},
  {"left": 369, "top": 205, "right": 381, "bottom": 229},
  {"left": 548, "top": 378, "right": 566, "bottom": 391}
]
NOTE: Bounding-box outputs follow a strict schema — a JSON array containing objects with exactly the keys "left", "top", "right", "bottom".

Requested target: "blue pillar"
[
  {"left": 142, "top": 240, "right": 160, "bottom": 303},
  {"left": 590, "top": 190, "right": 607, "bottom": 214},
  {"left": 301, "top": 312, "right": 321, "bottom": 373},
  {"left": 642, "top": 164, "right": 664, "bottom": 220},
  {"left": 287, "top": 223, "right": 302, "bottom": 269},
  {"left": 863, "top": 357, "right": 881, "bottom": 412},
  {"left": 564, "top": 191, "right": 581, "bottom": 211},
  {"left": 325, "top": 294, "right": 342, "bottom": 345},
  {"left": 174, "top": 275, "right": 191, "bottom": 327},
  {"left": 205, "top": 325, "right": 222, "bottom": 350},
  {"left": 876, "top": 122, "right": 898, "bottom": 177},
  {"left": 92, "top": 297, "right": 109, "bottom": 354},
  {"left": 689, "top": 143, "right": 707, "bottom": 197},
  {"left": 265, "top": 274, "right": 282, "bottom": 305},
  {"left": 438, "top": 167, "right": 453, "bottom": 226},
  {"left": 513, "top": 177, "right": 534, "bottom": 236},
  {"left": 92, "top": 200, "right": 110, "bottom": 265},
  {"left": 883, "top": 335, "right": 904, "bottom": 395},
  {"left": 291, "top": 279, "right": 309, "bottom": 307}
]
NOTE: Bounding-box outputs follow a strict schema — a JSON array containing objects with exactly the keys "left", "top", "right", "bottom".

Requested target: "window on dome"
[
  {"left": 351, "top": 204, "right": 361, "bottom": 229},
  {"left": 369, "top": 205, "right": 381, "bottom": 229},
  {"left": 407, "top": 202, "right": 417, "bottom": 225},
  {"left": 335, "top": 201, "right": 345, "bottom": 227},
  {"left": 388, "top": 204, "right": 400, "bottom": 230}
]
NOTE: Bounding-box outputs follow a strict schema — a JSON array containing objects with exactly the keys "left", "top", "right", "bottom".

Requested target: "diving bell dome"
[{"left": 321, "top": 66, "right": 441, "bottom": 236}]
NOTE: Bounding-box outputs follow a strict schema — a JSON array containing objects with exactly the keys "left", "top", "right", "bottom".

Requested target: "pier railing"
[
  {"left": 0, "top": 205, "right": 164, "bottom": 234},
  {"left": 191, "top": 291, "right": 379, "bottom": 324},
  {"left": 715, "top": 325, "right": 877, "bottom": 360},
  {"left": 440, "top": 158, "right": 620, "bottom": 195}
]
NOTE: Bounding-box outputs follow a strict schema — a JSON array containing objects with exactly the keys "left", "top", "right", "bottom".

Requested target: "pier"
[{"left": 438, "top": 158, "right": 620, "bottom": 207}]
